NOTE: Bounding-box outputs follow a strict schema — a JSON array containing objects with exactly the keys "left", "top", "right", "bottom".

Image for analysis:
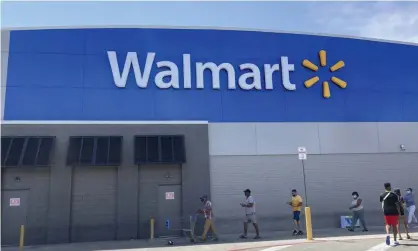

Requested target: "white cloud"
[{"left": 311, "top": 2, "right": 418, "bottom": 43}]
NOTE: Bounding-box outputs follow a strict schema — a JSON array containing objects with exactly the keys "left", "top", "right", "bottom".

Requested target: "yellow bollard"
[
  {"left": 150, "top": 218, "right": 154, "bottom": 240},
  {"left": 305, "top": 207, "right": 313, "bottom": 241},
  {"left": 19, "top": 225, "right": 25, "bottom": 250}
]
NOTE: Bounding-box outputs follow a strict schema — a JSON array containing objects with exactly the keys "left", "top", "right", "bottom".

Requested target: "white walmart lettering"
[{"left": 107, "top": 51, "right": 296, "bottom": 91}]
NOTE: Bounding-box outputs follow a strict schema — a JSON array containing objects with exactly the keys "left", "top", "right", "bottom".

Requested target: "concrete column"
[
  {"left": 116, "top": 135, "right": 139, "bottom": 240},
  {"left": 46, "top": 135, "right": 73, "bottom": 243}
]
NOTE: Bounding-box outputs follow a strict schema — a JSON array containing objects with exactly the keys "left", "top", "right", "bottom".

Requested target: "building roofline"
[
  {"left": 1, "top": 120, "right": 209, "bottom": 125},
  {"left": 1, "top": 25, "right": 417, "bottom": 47}
]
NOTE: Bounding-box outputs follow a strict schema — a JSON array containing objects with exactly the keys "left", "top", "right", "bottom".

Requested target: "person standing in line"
[
  {"left": 197, "top": 195, "right": 219, "bottom": 242},
  {"left": 287, "top": 189, "right": 304, "bottom": 236},
  {"left": 394, "top": 188, "right": 411, "bottom": 240},
  {"left": 380, "top": 182, "right": 401, "bottom": 246},
  {"left": 348, "top": 191, "right": 368, "bottom": 232},
  {"left": 404, "top": 188, "right": 418, "bottom": 226},
  {"left": 239, "top": 189, "right": 261, "bottom": 239}
]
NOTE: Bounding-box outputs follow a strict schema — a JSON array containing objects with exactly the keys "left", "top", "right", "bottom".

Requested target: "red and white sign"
[
  {"left": 10, "top": 198, "right": 20, "bottom": 207},
  {"left": 165, "top": 192, "right": 175, "bottom": 200}
]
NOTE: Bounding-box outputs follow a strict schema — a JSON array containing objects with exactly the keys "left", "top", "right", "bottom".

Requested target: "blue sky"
[{"left": 2, "top": 1, "right": 418, "bottom": 43}]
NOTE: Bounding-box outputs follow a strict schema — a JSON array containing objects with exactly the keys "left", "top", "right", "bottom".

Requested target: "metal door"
[
  {"left": 157, "top": 185, "right": 182, "bottom": 237},
  {"left": 1, "top": 189, "right": 29, "bottom": 246},
  {"left": 70, "top": 167, "right": 117, "bottom": 242}
]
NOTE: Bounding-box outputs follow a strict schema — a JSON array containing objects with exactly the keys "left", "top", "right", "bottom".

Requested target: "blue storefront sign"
[{"left": 4, "top": 28, "right": 418, "bottom": 122}]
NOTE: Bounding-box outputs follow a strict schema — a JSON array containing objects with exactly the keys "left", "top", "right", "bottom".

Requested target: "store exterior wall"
[
  {"left": 209, "top": 122, "right": 418, "bottom": 233},
  {"left": 1, "top": 27, "right": 418, "bottom": 241},
  {"left": 1, "top": 30, "right": 10, "bottom": 120},
  {"left": 1, "top": 123, "right": 210, "bottom": 244}
]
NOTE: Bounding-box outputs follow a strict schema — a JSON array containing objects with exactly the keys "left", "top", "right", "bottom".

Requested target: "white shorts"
[{"left": 244, "top": 214, "right": 257, "bottom": 223}]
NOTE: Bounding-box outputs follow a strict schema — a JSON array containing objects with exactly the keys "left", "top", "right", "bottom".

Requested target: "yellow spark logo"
[{"left": 302, "top": 50, "right": 347, "bottom": 99}]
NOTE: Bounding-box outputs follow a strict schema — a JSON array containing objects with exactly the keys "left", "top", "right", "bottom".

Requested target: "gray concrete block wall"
[
  {"left": 208, "top": 122, "right": 418, "bottom": 234},
  {"left": 210, "top": 153, "right": 418, "bottom": 234},
  {"left": 1, "top": 123, "right": 210, "bottom": 245},
  {"left": 209, "top": 122, "right": 418, "bottom": 155}
]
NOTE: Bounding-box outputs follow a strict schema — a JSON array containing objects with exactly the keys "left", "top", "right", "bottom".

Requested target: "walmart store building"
[{"left": 1, "top": 27, "right": 418, "bottom": 246}]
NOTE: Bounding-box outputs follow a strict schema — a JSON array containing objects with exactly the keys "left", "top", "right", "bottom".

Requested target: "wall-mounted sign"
[
  {"left": 298, "top": 147, "right": 307, "bottom": 153},
  {"left": 108, "top": 51, "right": 297, "bottom": 91},
  {"left": 10, "top": 198, "right": 20, "bottom": 207},
  {"left": 298, "top": 153, "right": 307, "bottom": 160},
  {"left": 107, "top": 50, "right": 346, "bottom": 100},
  {"left": 298, "top": 146, "right": 307, "bottom": 160},
  {"left": 165, "top": 192, "right": 175, "bottom": 200}
]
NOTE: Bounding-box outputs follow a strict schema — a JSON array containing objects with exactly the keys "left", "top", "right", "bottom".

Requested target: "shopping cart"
[
  {"left": 166, "top": 214, "right": 199, "bottom": 245},
  {"left": 181, "top": 214, "right": 198, "bottom": 243}
]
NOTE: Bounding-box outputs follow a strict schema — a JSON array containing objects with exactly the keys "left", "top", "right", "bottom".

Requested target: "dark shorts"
[
  {"left": 293, "top": 211, "right": 301, "bottom": 221},
  {"left": 384, "top": 215, "right": 398, "bottom": 226}
]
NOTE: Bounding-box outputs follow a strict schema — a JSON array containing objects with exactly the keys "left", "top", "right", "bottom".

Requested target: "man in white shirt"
[{"left": 240, "top": 189, "right": 261, "bottom": 239}]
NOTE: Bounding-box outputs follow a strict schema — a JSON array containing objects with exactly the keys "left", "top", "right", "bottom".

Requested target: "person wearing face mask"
[
  {"left": 287, "top": 189, "right": 303, "bottom": 236},
  {"left": 404, "top": 188, "right": 417, "bottom": 226},
  {"left": 348, "top": 192, "right": 368, "bottom": 232},
  {"left": 197, "top": 195, "right": 219, "bottom": 242},
  {"left": 394, "top": 188, "right": 411, "bottom": 240}
]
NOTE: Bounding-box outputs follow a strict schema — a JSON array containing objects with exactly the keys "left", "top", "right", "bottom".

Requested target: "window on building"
[
  {"left": 134, "top": 135, "right": 186, "bottom": 164},
  {"left": 66, "top": 136, "right": 123, "bottom": 166},
  {"left": 1, "top": 136, "right": 55, "bottom": 167}
]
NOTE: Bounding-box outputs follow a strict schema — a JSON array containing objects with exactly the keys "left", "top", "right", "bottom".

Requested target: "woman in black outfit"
[{"left": 394, "top": 188, "right": 411, "bottom": 240}]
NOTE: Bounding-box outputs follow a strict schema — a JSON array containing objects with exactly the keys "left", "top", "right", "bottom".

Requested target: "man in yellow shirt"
[{"left": 287, "top": 189, "right": 303, "bottom": 236}]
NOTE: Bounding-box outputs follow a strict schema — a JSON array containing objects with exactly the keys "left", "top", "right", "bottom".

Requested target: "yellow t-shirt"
[{"left": 291, "top": 195, "right": 303, "bottom": 212}]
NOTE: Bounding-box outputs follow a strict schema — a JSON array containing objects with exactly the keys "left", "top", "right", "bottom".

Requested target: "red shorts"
[{"left": 384, "top": 215, "right": 398, "bottom": 226}]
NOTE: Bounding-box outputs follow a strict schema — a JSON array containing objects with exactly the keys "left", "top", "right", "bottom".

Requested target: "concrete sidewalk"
[{"left": 3, "top": 226, "right": 418, "bottom": 251}]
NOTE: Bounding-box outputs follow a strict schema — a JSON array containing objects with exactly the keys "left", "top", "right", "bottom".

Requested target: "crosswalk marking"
[
  {"left": 365, "top": 242, "right": 392, "bottom": 251},
  {"left": 260, "top": 245, "right": 292, "bottom": 251}
]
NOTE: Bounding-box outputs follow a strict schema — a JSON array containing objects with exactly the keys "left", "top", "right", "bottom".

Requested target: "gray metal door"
[
  {"left": 1, "top": 189, "right": 29, "bottom": 246},
  {"left": 70, "top": 167, "right": 117, "bottom": 242},
  {"left": 157, "top": 185, "right": 182, "bottom": 237}
]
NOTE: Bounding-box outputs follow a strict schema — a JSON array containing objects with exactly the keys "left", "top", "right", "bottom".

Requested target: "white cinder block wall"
[{"left": 209, "top": 122, "right": 418, "bottom": 234}]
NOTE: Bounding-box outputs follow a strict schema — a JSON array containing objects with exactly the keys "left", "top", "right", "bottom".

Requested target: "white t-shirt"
[
  {"left": 244, "top": 196, "right": 256, "bottom": 215},
  {"left": 351, "top": 197, "right": 364, "bottom": 211},
  {"left": 204, "top": 200, "right": 213, "bottom": 219}
]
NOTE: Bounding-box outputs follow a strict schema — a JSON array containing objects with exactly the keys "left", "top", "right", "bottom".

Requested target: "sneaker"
[
  {"left": 362, "top": 229, "right": 368, "bottom": 232},
  {"left": 348, "top": 228, "right": 354, "bottom": 232},
  {"left": 239, "top": 235, "right": 247, "bottom": 239},
  {"left": 254, "top": 235, "right": 261, "bottom": 239},
  {"left": 292, "top": 230, "right": 298, "bottom": 235},
  {"left": 407, "top": 235, "right": 411, "bottom": 240},
  {"left": 386, "top": 235, "right": 390, "bottom": 246},
  {"left": 297, "top": 230, "right": 304, "bottom": 235},
  {"left": 399, "top": 236, "right": 403, "bottom": 240},
  {"left": 393, "top": 241, "right": 399, "bottom": 247},
  {"left": 211, "top": 237, "right": 219, "bottom": 241}
]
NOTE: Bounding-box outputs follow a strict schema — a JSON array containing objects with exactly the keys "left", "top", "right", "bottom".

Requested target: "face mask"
[
  {"left": 406, "top": 191, "right": 411, "bottom": 194},
  {"left": 353, "top": 195, "right": 358, "bottom": 199}
]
